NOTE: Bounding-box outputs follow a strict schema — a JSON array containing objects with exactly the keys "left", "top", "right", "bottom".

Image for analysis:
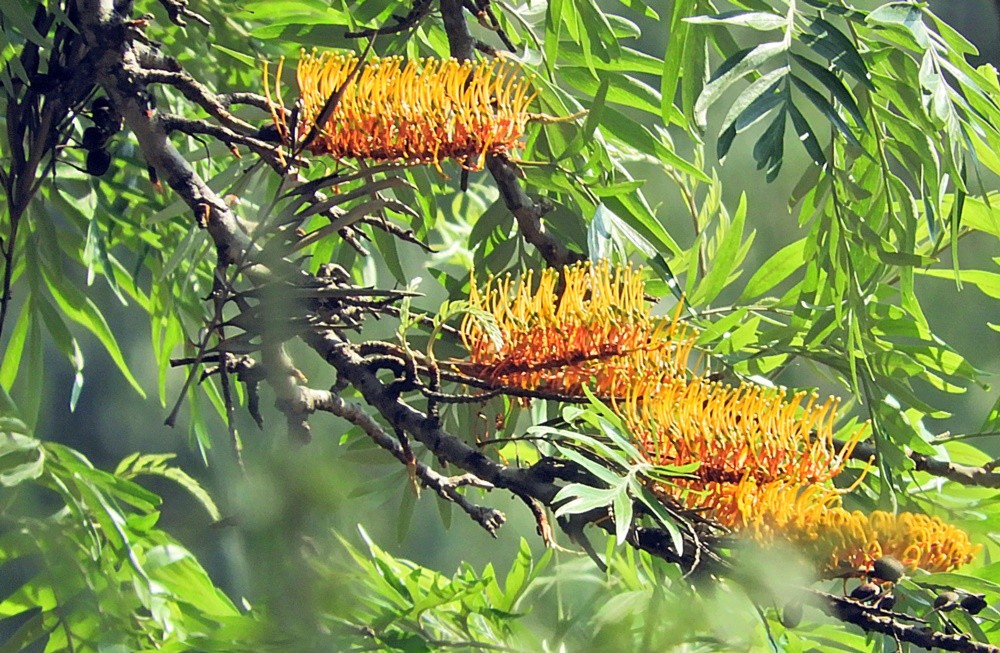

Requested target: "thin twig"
[
  {"left": 812, "top": 590, "right": 1000, "bottom": 653},
  {"left": 841, "top": 439, "right": 1000, "bottom": 489},
  {"left": 303, "top": 388, "right": 506, "bottom": 535},
  {"left": 440, "top": 0, "right": 583, "bottom": 268}
]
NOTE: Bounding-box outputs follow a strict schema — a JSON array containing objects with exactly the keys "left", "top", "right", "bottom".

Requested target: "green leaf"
[
  {"left": 792, "top": 53, "right": 865, "bottom": 128},
  {"left": 41, "top": 265, "right": 146, "bottom": 398},
  {"left": 695, "top": 40, "right": 787, "bottom": 129},
  {"left": 717, "top": 67, "right": 788, "bottom": 161},
  {"left": 0, "top": 297, "right": 31, "bottom": 392},
  {"left": 913, "top": 268, "right": 1000, "bottom": 298},
  {"left": 915, "top": 570, "right": 1000, "bottom": 597},
  {"left": 0, "top": 0, "right": 49, "bottom": 47},
  {"left": 613, "top": 0, "right": 657, "bottom": 19},
  {"left": 145, "top": 544, "right": 239, "bottom": 617},
  {"left": 791, "top": 74, "right": 863, "bottom": 148},
  {"left": 211, "top": 44, "right": 257, "bottom": 66},
  {"left": 553, "top": 483, "right": 618, "bottom": 516},
  {"left": 588, "top": 202, "right": 655, "bottom": 261},
  {"left": 544, "top": 0, "right": 566, "bottom": 75},
  {"left": 740, "top": 238, "right": 806, "bottom": 300},
  {"left": 116, "top": 454, "right": 221, "bottom": 521},
  {"left": 693, "top": 193, "right": 747, "bottom": 305},
  {"left": 581, "top": 385, "right": 626, "bottom": 432},
  {"left": 752, "top": 107, "right": 787, "bottom": 181},
  {"left": 612, "top": 481, "right": 634, "bottom": 545},
  {"left": 686, "top": 11, "right": 786, "bottom": 31},
  {"left": 501, "top": 538, "right": 532, "bottom": 609},
  {"left": 555, "top": 445, "right": 624, "bottom": 487},
  {"left": 695, "top": 307, "right": 749, "bottom": 345},
  {"left": 867, "top": 3, "right": 930, "bottom": 48},
  {"left": 788, "top": 100, "right": 827, "bottom": 166},
  {"left": 636, "top": 485, "right": 684, "bottom": 554},
  {"left": 0, "top": 609, "right": 48, "bottom": 653},
  {"left": 602, "top": 192, "right": 683, "bottom": 258},
  {"left": 0, "top": 432, "right": 43, "bottom": 487},
  {"left": 661, "top": 0, "right": 696, "bottom": 126},
  {"left": 572, "top": 0, "right": 621, "bottom": 64},
  {"left": 561, "top": 67, "right": 662, "bottom": 117},
  {"left": 34, "top": 294, "right": 84, "bottom": 412},
  {"left": 559, "top": 43, "right": 663, "bottom": 76},
  {"left": 559, "top": 76, "right": 609, "bottom": 160},
  {"left": 599, "top": 106, "right": 709, "bottom": 183},
  {"left": 804, "top": 17, "right": 873, "bottom": 88}
]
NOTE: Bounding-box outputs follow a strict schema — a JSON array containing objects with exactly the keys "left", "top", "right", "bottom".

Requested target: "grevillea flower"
[
  {"left": 696, "top": 480, "right": 981, "bottom": 574},
  {"left": 458, "top": 261, "right": 978, "bottom": 575},
  {"left": 458, "top": 261, "right": 696, "bottom": 397},
  {"left": 622, "top": 379, "right": 867, "bottom": 486},
  {"left": 267, "top": 50, "right": 536, "bottom": 169},
  {"left": 628, "top": 374, "right": 976, "bottom": 573}
]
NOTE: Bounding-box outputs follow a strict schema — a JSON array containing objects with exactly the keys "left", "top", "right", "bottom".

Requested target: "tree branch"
[
  {"left": 137, "top": 69, "right": 256, "bottom": 134},
  {"left": 94, "top": 54, "right": 253, "bottom": 264},
  {"left": 439, "top": 0, "right": 582, "bottom": 268},
  {"left": 322, "top": 394, "right": 506, "bottom": 536},
  {"left": 842, "top": 440, "right": 1000, "bottom": 488},
  {"left": 157, "top": 0, "right": 210, "bottom": 27},
  {"left": 159, "top": 113, "right": 285, "bottom": 168},
  {"left": 814, "top": 590, "right": 1000, "bottom": 653}
]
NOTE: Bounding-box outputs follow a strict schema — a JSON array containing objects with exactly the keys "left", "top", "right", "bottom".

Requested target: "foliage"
[
  {"left": 0, "top": 389, "right": 253, "bottom": 651},
  {"left": 1, "top": 0, "right": 1000, "bottom": 651}
]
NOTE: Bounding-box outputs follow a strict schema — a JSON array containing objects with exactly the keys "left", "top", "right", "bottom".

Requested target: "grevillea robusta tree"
[{"left": 3, "top": 0, "right": 1000, "bottom": 650}]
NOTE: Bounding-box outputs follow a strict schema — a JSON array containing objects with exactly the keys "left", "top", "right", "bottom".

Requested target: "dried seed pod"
[
  {"left": 850, "top": 582, "right": 880, "bottom": 602},
  {"left": 781, "top": 602, "right": 803, "bottom": 628},
  {"left": 31, "top": 73, "right": 57, "bottom": 94},
  {"left": 871, "top": 556, "right": 906, "bottom": 583},
  {"left": 934, "top": 591, "right": 960, "bottom": 612},
  {"left": 82, "top": 126, "right": 108, "bottom": 151},
  {"left": 960, "top": 593, "right": 988, "bottom": 615},
  {"left": 876, "top": 592, "right": 897, "bottom": 611},
  {"left": 91, "top": 97, "right": 122, "bottom": 135},
  {"left": 86, "top": 149, "right": 111, "bottom": 176},
  {"left": 256, "top": 123, "right": 282, "bottom": 143}
]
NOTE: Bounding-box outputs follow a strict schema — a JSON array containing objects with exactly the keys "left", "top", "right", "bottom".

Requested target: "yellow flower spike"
[
  {"left": 458, "top": 262, "right": 978, "bottom": 574},
  {"left": 274, "top": 50, "right": 536, "bottom": 169},
  {"left": 624, "top": 376, "right": 869, "bottom": 488},
  {"left": 709, "top": 480, "right": 980, "bottom": 574},
  {"left": 458, "top": 261, "right": 696, "bottom": 397}
]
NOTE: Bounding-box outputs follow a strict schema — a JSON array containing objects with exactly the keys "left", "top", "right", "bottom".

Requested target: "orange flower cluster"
[
  {"left": 269, "top": 50, "right": 535, "bottom": 169},
  {"left": 459, "top": 261, "right": 978, "bottom": 574},
  {"left": 622, "top": 381, "right": 861, "bottom": 486},
  {"left": 703, "top": 480, "right": 979, "bottom": 573},
  {"left": 459, "top": 261, "right": 696, "bottom": 397}
]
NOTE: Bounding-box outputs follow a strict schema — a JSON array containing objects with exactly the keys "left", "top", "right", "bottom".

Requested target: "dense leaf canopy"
[{"left": 2, "top": 0, "right": 1000, "bottom": 651}]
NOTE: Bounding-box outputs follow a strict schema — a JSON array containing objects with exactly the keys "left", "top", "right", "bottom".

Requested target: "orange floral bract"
[{"left": 273, "top": 50, "right": 535, "bottom": 169}]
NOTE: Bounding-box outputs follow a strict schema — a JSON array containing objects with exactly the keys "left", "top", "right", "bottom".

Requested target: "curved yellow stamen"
[{"left": 459, "top": 261, "right": 696, "bottom": 397}]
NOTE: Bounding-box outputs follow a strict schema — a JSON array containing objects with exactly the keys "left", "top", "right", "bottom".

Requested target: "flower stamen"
[{"left": 272, "top": 51, "right": 537, "bottom": 170}]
